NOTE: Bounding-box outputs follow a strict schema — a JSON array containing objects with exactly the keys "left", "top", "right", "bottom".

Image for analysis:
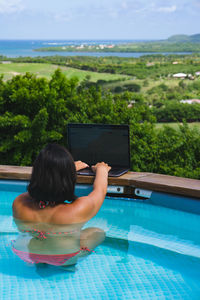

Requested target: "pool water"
[{"left": 0, "top": 181, "right": 200, "bottom": 299}]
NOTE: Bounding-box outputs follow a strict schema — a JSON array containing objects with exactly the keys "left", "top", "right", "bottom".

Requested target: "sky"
[{"left": 0, "top": 0, "right": 199, "bottom": 40}]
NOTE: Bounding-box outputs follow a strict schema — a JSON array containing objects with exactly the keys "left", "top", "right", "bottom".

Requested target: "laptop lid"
[{"left": 67, "top": 123, "right": 130, "bottom": 175}]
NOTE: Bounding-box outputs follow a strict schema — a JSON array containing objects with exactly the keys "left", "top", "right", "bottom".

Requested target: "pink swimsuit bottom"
[{"left": 12, "top": 247, "right": 91, "bottom": 266}]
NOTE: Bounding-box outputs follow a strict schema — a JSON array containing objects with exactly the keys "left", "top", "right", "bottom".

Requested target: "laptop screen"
[{"left": 67, "top": 124, "right": 130, "bottom": 168}]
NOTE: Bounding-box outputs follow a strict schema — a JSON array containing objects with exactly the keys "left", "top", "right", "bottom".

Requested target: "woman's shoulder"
[
  {"left": 52, "top": 195, "right": 95, "bottom": 224},
  {"left": 12, "top": 192, "right": 36, "bottom": 219},
  {"left": 13, "top": 192, "right": 30, "bottom": 207}
]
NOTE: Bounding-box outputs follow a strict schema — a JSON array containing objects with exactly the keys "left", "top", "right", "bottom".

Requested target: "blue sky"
[{"left": 0, "top": 0, "right": 199, "bottom": 40}]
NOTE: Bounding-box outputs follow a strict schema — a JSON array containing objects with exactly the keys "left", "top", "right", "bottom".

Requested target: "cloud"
[
  {"left": 54, "top": 13, "right": 72, "bottom": 22},
  {"left": 0, "top": 0, "right": 24, "bottom": 14},
  {"left": 121, "top": 1, "right": 128, "bottom": 10},
  {"left": 108, "top": 8, "right": 119, "bottom": 18},
  {"left": 119, "top": 1, "right": 179, "bottom": 15},
  {"left": 156, "top": 5, "right": 177, "bottom": 13}
]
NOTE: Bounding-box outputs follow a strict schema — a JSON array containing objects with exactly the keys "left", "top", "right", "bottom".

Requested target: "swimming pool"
[{"left": 1, "top": 180, "right": 200, "bottom": 299}]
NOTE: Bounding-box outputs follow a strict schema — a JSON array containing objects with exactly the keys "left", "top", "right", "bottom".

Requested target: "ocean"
[{"left": 0, "top": 40, "right": 193, "bottom": 58}]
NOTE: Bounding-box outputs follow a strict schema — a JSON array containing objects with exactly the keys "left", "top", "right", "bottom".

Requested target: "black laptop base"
[{"left": 77, "top": 167, "right": 129, "bottom": 177}]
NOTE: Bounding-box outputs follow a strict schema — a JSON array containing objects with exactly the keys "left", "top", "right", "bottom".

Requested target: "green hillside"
[
  {"left": 0, "top": 63, "right": 129, "bottom": 81},
  {"left": 167, "top": 34, "right": 200, "bottom": 43}
]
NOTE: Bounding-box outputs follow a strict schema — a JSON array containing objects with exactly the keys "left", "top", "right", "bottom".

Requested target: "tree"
[{"left": 1, "top": 69, "right": 200, "bottom": 179}]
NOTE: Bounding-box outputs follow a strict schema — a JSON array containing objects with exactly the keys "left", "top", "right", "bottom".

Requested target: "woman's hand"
[
  {"left": 75, "top": 161, "right": 89, "bottom": 171},
  {"left": 91, "top": 162, "right": 111, "bottom": 173}
]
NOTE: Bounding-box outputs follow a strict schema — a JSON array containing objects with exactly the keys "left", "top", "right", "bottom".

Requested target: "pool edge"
[{"left": 0, "top": 165, "right": 200, "bottom": 199}]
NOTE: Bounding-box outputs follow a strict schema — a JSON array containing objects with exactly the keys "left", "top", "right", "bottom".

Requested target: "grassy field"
[
  {"left": 156, "top": 122, "right": 200, "bottom": 132},
  {"left": 0, "top": 63, "right": 130, "bottom": 82},
  {"left": 103, "top": 76, "right": 196, "bottom": 93}
]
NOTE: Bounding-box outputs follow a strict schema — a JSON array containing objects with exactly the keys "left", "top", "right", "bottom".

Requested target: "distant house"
[
  {"left": 146, "top": 62, "right": 154, "bottom": 67},
  {"left": 127, "top": 101, "right": 135, "bottom": 108},
  {"left": 1, "top": 61, "right": 11, "bottom": 64},
  {"left": 173, "top": 73, "right": 187, "bottom": 78},
  {"left": 187, "top": 74, "right": 195, "bottom": 80},
  {"left": 172, "top": 61, "right": 179, "bottom": 64},
  {"left": 76, "top": 44, "right": 84, "bottom": 49},
  {"left": 180, "top": 99, "right": 200, "bottom": 104}
]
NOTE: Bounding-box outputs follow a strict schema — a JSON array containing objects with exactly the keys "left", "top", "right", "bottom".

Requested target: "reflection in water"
[
  {"left": 103, "top": 236, "right": 129, "bottom": 253},
  {"left": 12, "top": 218, "right": 105, "bottom": 268},
  {"left": 102, "top": 236, "right": 130, "bottom": 264}
]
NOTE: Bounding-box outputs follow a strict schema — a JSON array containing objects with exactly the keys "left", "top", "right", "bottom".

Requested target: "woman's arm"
[{"left": 72, "top": 162, "right": 111, "bottom": 222}]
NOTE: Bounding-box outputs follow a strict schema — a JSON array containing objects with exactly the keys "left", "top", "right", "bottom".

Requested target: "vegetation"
[
  {"left": 0, "top": 62, "right": 129, "bottom": 82},
  {"left": 0, "top": 52, "right": 200, "bottom": 179},
  {"left": 155, "top": 122, "right": 200, "bottom": 133},
  {"left": 1, "top": 55, "right": 200, "bottom": 121},
  {"left": 152, "top": 101, "right": 200, "bottom": 122},
  {"left": 167, "top": 34, "right": 200, "bottom": 43},
  {"left": 0, "top": 70, "right": 200, "bottom": 179},
  {"left": 2, "top": 54, "right": 200, "bottom": 79}
]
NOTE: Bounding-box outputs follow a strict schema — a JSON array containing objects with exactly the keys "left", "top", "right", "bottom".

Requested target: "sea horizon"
[
  {"left": 0, "top": 38, "right": 156, "bottom": 41},
  {"left": 0, "top": 39, "right": 193, "bottom": 58}
]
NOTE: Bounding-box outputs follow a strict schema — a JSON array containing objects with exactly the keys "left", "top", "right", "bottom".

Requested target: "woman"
[{"left": 12, "top": 143, "right": 111, "bottom": 268}]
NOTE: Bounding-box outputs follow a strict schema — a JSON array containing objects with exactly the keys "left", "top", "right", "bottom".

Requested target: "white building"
[
  {"left": 173, "top": 73, "right": 187, "bottom": 79},
  {"left": 180, "top": 99, "right": 200, "bottom": 104}
]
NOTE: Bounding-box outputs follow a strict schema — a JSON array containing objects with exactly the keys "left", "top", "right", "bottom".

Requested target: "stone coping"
[{"left": 0, "top": 165, "right": 200, "bottom": 199}]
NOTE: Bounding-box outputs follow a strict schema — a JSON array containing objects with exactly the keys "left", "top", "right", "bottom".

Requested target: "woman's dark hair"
[{"left": 28, "top": 144, "right": 77, "bottom": 205}]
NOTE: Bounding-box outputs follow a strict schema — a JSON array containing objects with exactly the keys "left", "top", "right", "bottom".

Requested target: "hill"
[{"left": 167, "top": 34, "right": 200, "bottom": 43}]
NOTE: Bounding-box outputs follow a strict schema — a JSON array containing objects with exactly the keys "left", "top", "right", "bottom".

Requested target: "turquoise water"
[
  {"left": 0, "top": 40, "right": 193, "bottom": 58},
  {"left": 0, "top": 180, "right": 200, "bottom": 299}
]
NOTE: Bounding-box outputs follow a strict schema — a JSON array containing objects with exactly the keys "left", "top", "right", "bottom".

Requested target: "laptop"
[{"left": 67, "top": 123, "right": 130, "bottom": 177}]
